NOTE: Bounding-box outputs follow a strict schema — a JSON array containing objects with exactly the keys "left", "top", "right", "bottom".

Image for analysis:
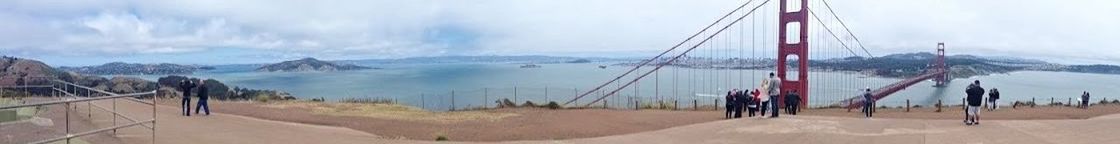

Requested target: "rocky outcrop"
[{"left": 256, "top": 58, "right": 371, "bottom": 72}]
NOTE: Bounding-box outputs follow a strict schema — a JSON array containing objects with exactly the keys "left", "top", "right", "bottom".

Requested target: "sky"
[{"left": 0, "top": 0, "right": 1117, "bottom": 66}]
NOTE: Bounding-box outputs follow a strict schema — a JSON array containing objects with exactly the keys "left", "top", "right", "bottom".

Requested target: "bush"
[
  {"left": 546, "top": 101, "right": 562, "bottom": 109},
  {"left": 435, "top": 135, "right": 449, "bottom": 141},
  {"left": 499, "top": 99, "right": 517, "bottom": 108},
  {"left": 521, "top": 101, "right": 538, "bottom": 107},
  {"left": 912, "top": 105, "right": 923, "bottom": 108}
]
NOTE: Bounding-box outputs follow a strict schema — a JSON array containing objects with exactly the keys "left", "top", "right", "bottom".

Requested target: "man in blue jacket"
[{"left": 195, "top": 80, "right": 211, "bottom": 116}]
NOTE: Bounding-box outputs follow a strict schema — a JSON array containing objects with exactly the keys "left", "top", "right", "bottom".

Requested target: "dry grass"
[{"left": 261, "top": 101, "right": 518, "bottom": 123}]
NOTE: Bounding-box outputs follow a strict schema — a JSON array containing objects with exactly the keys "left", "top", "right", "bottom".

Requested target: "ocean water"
[{"left": 119, "top": 63, "right": 1120, "bottom": 111}]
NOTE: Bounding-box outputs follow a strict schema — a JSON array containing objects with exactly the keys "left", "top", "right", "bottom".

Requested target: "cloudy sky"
[{"left": 1, "top": 0, "right": 1116, "bottom": 66}]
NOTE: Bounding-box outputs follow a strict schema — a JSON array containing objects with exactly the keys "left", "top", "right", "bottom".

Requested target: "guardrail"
[{"left": 0, "top": 78, "right": 157, "bottom": 144}]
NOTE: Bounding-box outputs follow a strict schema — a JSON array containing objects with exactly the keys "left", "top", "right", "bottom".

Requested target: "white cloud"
[{"left": 0, "top": 0, "right": 1117, "bottom": 64}]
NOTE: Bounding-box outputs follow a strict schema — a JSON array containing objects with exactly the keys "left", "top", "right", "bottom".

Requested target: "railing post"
[
  {"left": 1051, "top": 97, "right": 1054, "bottom": 106},
  {"left": 113, "top": 96, "right": 117, "bottom": 134},
  {"left": 1068, "top": 97, "right": 1072, "bottom": 107},
  {"left": 715, "top": 99, "right": 719, "bottom": 111},
  {"left": 65, "top": 102, "right": 70, "bottom": 144},
  {"left": 514, "top": 87, "right": 518, "bottom": 103},
  {"left": 544, "top": 87, "right": 549, "bottom": 103},
  {"left": 1032, "top": 97, "right": 1036, "bottom": 108}
]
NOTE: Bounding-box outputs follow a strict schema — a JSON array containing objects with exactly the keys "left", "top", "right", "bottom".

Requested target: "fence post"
[
  {"left": 545, "top": 87, "right": 549, "bottom": 103},
  {"left": 603, "top": 99, "right": 608, "bottom": 109},
  {"left": 514, "top": 87, "right": 518, "bottom": 103},
  {"left": 693, "top": 99, "right": 698, "bottom": 110},
  {"left": 1051, "top": 97, "right": 1054, "bottom": 106},
  {"left": 961, "top": 98, "right": 966, "bottom": 110},
  {"left": 451, "top": 90, "right": 456, "bottom": 111},
  {"left": 936, "top": 99, "right": 943, "bottom": 112},
  {"left": 1068, "top": 97, "right": 1072, "bottom": 107},
  {"left": 674, "top": 100, "right": 679, "bottom": 110},
  {"left": 484, "top": 88, "right": 489, "bottom": 108},
  {"left": 634, "top": 99, "right": 640, "bottom": 110},
  {"left": 420, "top": 93, "right": 425, "bottom": 109},
  {"left": 715, "top": 99, "right": 719, "bottom": 111},
  {"left": 906, "top": 99, "right": 910, "bottom": 112},
  {"left": 1031, "top": 97, "right": 1036, "bottom": 108}
]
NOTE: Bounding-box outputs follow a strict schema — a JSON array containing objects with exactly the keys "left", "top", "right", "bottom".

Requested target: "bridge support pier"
[{"left": 777, "top": 0, "right": 810, "bottom": 108}]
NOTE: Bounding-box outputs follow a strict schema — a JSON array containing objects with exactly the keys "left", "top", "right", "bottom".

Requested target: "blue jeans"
[
  {"left": 195, "top": 98, "right": 210, "bottom": 115},
  {"left": 770, "top": 95, "right": 780, "bottom": 117}
]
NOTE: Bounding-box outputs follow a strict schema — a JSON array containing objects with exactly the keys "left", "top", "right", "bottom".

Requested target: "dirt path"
[
  {"left": 194, "top": 101, "right": 724, "bottom": 141},
  {"left": 98, "top": 99, "right": 396, "bottom": 144},
  {"left": 83, "top": 99, "right": 1120, "bottom": 144}
]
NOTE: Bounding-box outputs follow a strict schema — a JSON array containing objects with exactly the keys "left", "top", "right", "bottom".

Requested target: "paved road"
[{"left": 96, "top": 99, "right": 1120, "bottom": 144}]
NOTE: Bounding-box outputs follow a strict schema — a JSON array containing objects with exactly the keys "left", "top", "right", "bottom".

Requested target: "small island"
[{"left": 256, "top": 58, "right": 373, "bottom": 72}]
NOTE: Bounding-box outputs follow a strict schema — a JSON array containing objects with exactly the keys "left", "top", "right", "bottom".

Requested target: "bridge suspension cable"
[
  {"left": 579, "top": 0, "right": 773, "bottom": 107},
  {"left": 563, "top": 0, "right": 761, "bottom": 106},
  {"left": 819, "top": 0, "right": 873, "bottom": 58}
]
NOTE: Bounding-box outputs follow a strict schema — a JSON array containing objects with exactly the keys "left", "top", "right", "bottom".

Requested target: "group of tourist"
[
  {"left": 725, "top": 73, "right": 800, "bottom": 119},
  {"left": 179, "top": 79, "right": 211, "bottom": 116}
]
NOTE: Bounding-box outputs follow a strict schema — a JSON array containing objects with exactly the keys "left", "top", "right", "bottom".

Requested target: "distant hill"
[
  {"left": 58, "top": 62, "right": 213, "bottom": 75},
  {"left": 256, "top": 58, "right": 372, "bottom": 72},
  {"left": 0, "top": 56, "right": 65, "bottom": 86},
  {"left": 335, "top": 55, "right": 628, "bottom": 65}
]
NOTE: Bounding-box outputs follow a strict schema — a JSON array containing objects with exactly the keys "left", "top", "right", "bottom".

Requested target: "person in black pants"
[
  {"left": 195, "top": 80, "right": 211, "bottom": 115},
  {"left": 725, "top": 90, "right": 736, "bottom": 119},
  {"left": 178, "top": 80, "right": 197, "bottom": 116},
  {"left": 786, "top": 90, "right": 801, "bottom": 115}
]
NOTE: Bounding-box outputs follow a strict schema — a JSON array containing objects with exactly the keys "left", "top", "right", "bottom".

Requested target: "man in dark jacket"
[
  {"left": 988, "top": 88, "right": 1000, "bottom": 111},
  {"left": 178, "top": 80, "right": 197, "bottom": 116},
  {"left": 786, "top": 90, "right": 801, "bottom": 115},
  {"left": 725, "top": 90, "right": 736, "bottom": 119},
  {"left": 862, "top": 88, "right": 873, "bottom": 118},
  {"left": 195, "top": 80, "right": 211, "bottom": 115},
  {"left": 965, "top": 80, "right": 985, "bottom": 125}
]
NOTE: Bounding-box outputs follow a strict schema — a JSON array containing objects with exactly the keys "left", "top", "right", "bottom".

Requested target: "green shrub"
[{"left": 435, "top": 135, "right": 449, "bottom": 141}]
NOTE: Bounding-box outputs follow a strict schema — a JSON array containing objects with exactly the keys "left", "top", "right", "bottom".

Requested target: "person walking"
[
  {"left": 862, "top": 88, "right": 873, "bottom": 118},
  {"left": 988, "top": 88, "right": 1000, "bottom": 111},
  {"left": 965, "top": 80, "right": 986, "bottom": 125},
  {"left": 786, "top": 90, "right": 801, "bottom": 115},
  {"left": 725, "top": 89, "right": 736, "bottom": 119},
  {"left": 195, "top": 80, "right": 211, "bottom": 116},
  {"left": 767, "top": 73, "right": 781, "bottom": 118},
  {"left": 747, "top": 89, "right": 760, "bottom": 117},
  {"left": 178, "top": 79, "right": 197, "bottom": 116}
]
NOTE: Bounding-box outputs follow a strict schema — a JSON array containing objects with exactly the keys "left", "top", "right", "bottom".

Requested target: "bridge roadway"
[{"left": 842, "top": 70, "right": 948, "bottom": 108}]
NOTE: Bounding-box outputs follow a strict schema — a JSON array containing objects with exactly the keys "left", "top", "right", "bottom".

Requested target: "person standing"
[
  {"left": 747, "top": 89, "right": 760, "bottom": 117},
  {"left": 734, "top": 89, "right": 743, "bottom": 118},
  {"left": 725, "top": 90, "right": 735, "bottom": 119},
  {"left": 767, "top": 73, "right": 781, "bottom": 118},
  {"left": 965, "top": 80, "right": 986, "bottom": 125},
  {"left": 988, "top": 88, "right": 1000, "bottom": 111},
  {"left": 758, "top": 81, "right": 770, "bottom": 117},
  {"left": 178, "top": 79, "right": 197, "bottom": 116},
  {"left": 786, "top": 90, "right": 801, "bottom": 115},
  {"left": 862, "top": 88, "right": 873, "bottom": 118},
  {"left": 195, "top": 80, "right": 211, "bottom": 116},
  {"left": 1082, "top": 91, "right": 1091, "bottom": 109}
]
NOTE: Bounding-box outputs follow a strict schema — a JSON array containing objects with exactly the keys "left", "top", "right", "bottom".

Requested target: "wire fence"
[{"left": 325, "top": 86, "right": 730, "bottom": 111}]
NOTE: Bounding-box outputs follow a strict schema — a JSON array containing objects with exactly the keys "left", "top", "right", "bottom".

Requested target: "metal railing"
[{"left": 0, "top": 78, "right": 156, "bottom": 144}]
